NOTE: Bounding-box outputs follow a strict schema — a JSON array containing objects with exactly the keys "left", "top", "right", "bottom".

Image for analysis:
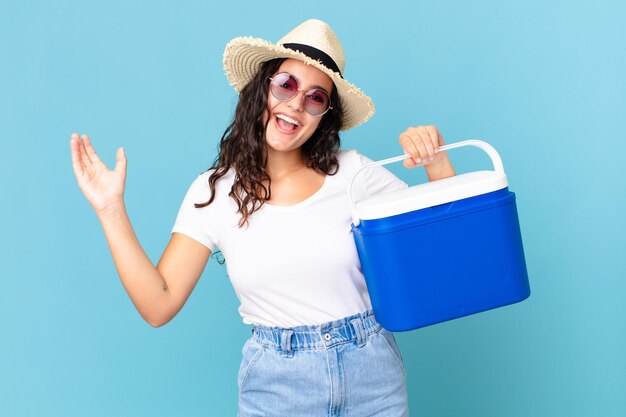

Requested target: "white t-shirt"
[{"left": 171, "top": 149, "right": 408, "bottom": 328}]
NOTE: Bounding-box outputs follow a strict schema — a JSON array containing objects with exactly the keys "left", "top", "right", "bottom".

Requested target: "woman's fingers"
[
  {"left": 398, "top": 125, "right": 447, "bottom": 169},
  {"left": 70, "top": 133, "right": 85, "bottom": 177},
  {"left": 81, "top": 134, "right": 103, "bottom": 165},
  {"left": 400, "top": 130, "right": 419, "bottom": 162},
  {"left": 419, "top": 126, "right": 437, "bottom": 159},
  {"left": 403, "top": 158, "right": 418, "bottom": 168},
  {"left": 73, "top": 134, "right": 93, "bottom": 171},
  {"left": 399, "top": 127, "right": 429, "bottom": 165},
  {"left": 413, "top": 129, "right": 431, "bottom": 161},
  {"left": 70, "top": 133, "right": 112, "bottom": 183},
  {"left": 79, "top": 134, "right": 93, "bottom": 167},
  {"left": 114, "top": 146, "right": 127, "bottom": 175},
  {"left": 425, "top": 125, "right": 444, "bottom": 151}
]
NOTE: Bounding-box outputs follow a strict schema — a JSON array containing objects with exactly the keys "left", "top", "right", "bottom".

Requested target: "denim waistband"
[{"left": 251, "top": 309, "right": 382, "bottom": 356}]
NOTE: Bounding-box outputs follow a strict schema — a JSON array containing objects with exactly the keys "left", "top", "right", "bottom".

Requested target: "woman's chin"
[
  {"left": 266, "top": 138, "right": 299, "bottom": 153},
  {"left": 266, "top": 128, "right": 307, "bottom": 153}
]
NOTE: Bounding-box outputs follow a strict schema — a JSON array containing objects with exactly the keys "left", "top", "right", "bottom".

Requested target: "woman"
[{"left": 70, "top": 19, "right": 455, "bottom": 416}]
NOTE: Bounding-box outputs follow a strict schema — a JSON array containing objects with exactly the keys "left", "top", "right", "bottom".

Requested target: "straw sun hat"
[{"left": 223, "top": 19, "right": 374, "bottom": 131}]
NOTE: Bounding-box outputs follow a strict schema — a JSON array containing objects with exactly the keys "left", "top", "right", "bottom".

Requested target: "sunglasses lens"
[
  {"left": 269, "top": 72, "right": 331, "bottom": 116},
  {"left": 270, "top": 73, "right": 298, "bottom": 100},
  {"left": 304, "top": 90, "right": 330, "bottom": 116}
]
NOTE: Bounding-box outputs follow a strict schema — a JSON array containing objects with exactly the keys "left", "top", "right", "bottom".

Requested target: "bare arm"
[
  {"left": 97, "top": 203, "right": 211, "bottom": 327},
  {"left": 70, "top": 133, "right": 210, "bottom": 327}
]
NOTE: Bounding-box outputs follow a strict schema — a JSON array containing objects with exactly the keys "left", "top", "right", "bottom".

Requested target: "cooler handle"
[{"left": 349, "top": 139, "right": 505, "bottom": 227}]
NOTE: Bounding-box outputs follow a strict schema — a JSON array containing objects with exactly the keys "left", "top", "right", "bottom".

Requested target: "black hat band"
[{"left": 281, "top": 43, "right": 343, "bottom": 78}]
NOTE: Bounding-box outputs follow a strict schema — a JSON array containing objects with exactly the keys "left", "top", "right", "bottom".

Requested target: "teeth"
[{"left": 276, "top": 114, "right": 300, "bottom": 126}]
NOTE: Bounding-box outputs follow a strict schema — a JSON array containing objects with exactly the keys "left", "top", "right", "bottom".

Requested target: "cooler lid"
[
  {"left": 356, "top": 169, "right": 508, "bottom": 221},
  {"left": 349, "top": 140, "right": 509, "bottom": 226}
]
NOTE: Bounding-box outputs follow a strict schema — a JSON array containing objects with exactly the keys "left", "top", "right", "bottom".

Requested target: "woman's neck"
[{"left": 265, "top": 148, "right": 308, "bottom": 179}]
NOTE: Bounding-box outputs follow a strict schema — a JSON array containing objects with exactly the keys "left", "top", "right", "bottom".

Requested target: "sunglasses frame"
[{"left": 268, "top": 72, "right": 334, "bottom": 117}]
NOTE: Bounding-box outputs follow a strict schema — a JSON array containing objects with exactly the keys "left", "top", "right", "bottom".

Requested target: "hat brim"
[{"left": 223, "top": 37, "right": 374, "bottom": 131}]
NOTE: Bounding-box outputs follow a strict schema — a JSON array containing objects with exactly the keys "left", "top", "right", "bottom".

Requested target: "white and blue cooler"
[{"left": 349, "top": 140, "right": 530, "bottom": 331}]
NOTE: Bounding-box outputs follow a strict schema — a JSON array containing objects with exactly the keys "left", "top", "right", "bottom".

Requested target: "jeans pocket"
[
  {"left": 237, "top": 339, "right": 265, "bottom": 390},
  {"left": 377, "top": 328, "right": 406, "bottom": 377}
]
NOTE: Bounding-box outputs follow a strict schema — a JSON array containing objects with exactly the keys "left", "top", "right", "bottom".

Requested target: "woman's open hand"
[{"left": 70, "top": 133, "right": 127, "bottom": 216}]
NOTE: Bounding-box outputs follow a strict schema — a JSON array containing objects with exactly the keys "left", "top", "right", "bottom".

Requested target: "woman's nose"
[{"left": 287, "top": 90, "right": 306, "bottom": 112}]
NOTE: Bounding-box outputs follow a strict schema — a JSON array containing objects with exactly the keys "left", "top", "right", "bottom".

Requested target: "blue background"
[{"left": 1, "top": 0, "right": 624, "bottom": 416}]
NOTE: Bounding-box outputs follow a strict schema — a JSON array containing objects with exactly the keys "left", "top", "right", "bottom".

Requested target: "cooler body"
[{"left": 352, "top": 188, "right": 530, "bottom": 331}]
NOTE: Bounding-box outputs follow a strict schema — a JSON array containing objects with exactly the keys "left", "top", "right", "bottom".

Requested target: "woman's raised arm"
[{"left": 69, "top": 134, "right": 211, "bottom": 327}]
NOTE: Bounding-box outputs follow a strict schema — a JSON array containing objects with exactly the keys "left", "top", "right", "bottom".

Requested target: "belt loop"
[
  {"left": 280, "top": 330, "right": 294, "bottom": 358},
  {"left": 350, "top": 318, "right": 366, "bottom": 348}
]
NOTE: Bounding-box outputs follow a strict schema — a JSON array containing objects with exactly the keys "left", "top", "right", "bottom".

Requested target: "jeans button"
[{"left": 324, "top": 333, "right": 332, "bottom": 341}]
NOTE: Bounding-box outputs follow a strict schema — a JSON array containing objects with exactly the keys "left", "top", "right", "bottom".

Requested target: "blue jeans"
[{"left": 237, "top": 309, "right": 409, "bottom": 416}]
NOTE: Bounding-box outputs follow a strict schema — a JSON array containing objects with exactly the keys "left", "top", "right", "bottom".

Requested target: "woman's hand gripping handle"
[{"left": 399, "top": 125, "right": 455, "bottom": 181}]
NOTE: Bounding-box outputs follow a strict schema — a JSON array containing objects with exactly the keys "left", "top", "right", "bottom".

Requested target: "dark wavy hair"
[{"left": 195, "top": 58, "right": 344, "bottom": 227}]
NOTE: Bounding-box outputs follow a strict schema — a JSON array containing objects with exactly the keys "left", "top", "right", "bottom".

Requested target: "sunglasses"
[{"left": 268, "top": 72, "right": 333, "bottom": 116}]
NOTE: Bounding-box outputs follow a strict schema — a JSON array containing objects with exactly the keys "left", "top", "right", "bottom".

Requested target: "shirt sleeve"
[
  {"left": 344, "top": 149, "right": 408, "bottom": 203},
  {"left": 171, "top": 173, "right": 218, "bottom": 251},
  {"left": 354, "top": 150, "right": 408, "bottom": 195}
]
